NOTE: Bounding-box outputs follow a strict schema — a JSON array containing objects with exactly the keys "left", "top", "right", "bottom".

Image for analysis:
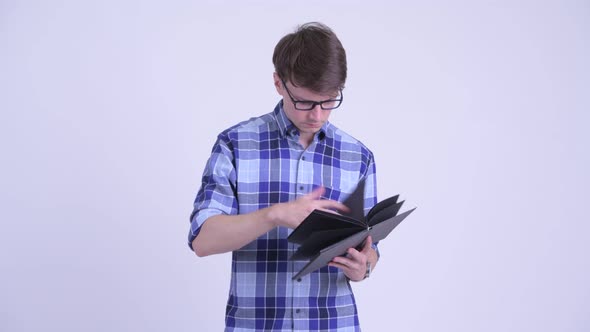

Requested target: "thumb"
[
  {"left": 363, "top": 235, "right": 373, "bottom": 252},
  {"left": 307, "top": 186, "right": 325, "bottom": 200}
]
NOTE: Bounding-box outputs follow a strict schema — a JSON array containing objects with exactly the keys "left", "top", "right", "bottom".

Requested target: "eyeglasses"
[{"left": 281, "top": 79, "right": 343, "bottom": 111}]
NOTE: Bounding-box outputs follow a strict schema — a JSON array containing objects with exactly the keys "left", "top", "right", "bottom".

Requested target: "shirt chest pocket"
[{"left": 322, "top": 181, "right": 358, "bottom": 203}]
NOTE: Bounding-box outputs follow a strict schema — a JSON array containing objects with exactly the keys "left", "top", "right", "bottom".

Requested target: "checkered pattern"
[{"left": 189, "top": 101, "right": 378, "bottom": 331}]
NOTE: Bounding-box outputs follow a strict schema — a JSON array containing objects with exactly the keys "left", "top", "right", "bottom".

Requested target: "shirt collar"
[{"left": 273, "top": 100, "right": 332, "bottom": 141}]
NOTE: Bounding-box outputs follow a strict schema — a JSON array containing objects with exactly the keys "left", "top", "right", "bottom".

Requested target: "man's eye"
[{"left": 298, "top": 101, "right": 315, "bottom": 107}]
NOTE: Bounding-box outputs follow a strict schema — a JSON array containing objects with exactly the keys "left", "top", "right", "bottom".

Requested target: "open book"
[{"left": 287, "top": 179, "right": 416, "bottom": 279}]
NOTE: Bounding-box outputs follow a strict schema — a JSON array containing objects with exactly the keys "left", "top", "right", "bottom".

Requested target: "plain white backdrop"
[{"left": 1, "top": 1, "right": 588, "bottom": 331}]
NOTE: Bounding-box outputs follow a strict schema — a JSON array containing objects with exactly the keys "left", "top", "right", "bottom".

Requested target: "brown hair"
[{"left": 272, "top": 22, "right": 347, "bottom": 94}]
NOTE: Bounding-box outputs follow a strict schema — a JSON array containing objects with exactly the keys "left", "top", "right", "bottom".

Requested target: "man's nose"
[{"left": 309, "top": 104, "right": 322, "bottom": 120}]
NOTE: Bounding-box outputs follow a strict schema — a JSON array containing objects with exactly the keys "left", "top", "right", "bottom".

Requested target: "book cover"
[{"left": 287, "top": 179, "right": 416, "bottom": 279}]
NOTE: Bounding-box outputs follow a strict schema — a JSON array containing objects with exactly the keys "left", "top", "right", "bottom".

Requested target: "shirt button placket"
[
  {"left": 297, "top": 153, "right": 308, "bottom": 194},
  {"left": 293, "top": 151, "right": 311, "bottom": 330},
  {"left": 293, "top": 275, "right": 309, "bottom": 329}
]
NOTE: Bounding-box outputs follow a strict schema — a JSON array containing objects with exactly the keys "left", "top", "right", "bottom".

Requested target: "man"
[{"left": 189, "top": 22, "right": 379, "bottom": 331}]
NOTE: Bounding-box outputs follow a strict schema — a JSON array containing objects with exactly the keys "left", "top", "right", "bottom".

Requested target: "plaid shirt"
[{"left": 189, "top": 101, "right": 378, "bottom": 331}]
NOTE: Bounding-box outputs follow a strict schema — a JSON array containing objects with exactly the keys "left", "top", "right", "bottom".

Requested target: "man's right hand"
[{"left": 269, "top": 186, "right": 350, "bottom": 229}]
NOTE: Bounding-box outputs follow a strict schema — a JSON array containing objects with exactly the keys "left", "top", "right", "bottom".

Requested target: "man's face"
[{"left": 273, "top": 73, "right": 338, "bottom": 137}]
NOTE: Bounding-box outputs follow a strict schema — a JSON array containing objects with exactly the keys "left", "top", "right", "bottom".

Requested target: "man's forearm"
[
  {"left": 192, "top": 188, "right": 349, "bottom": 257},
  {"left": 192, "top": 207, "right": 277, "bottom": 257}
]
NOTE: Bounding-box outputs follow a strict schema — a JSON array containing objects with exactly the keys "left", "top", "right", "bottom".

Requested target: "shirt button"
[
  {"left": 299, "top": 186, "right": 304, "bottom": 191},
  {"left": 302, "top": 156, "right": 306, "bottom": 160},
  {"left": 297, "top": 278, "right": 302, "bottom": 282},
  {"left": 296, "top": 309, "right": 301, "bottom": 313}
]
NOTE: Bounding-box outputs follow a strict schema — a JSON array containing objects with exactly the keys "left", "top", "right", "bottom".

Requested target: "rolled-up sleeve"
[
  {"left": 188, "top": 135, "right": 238, "bottom": 250},
  {"left": 363, "top": 151, "right": 380, "bottom": 256},
  {"left": 363, "top": 151, "right": 378, "bottom": 216}
]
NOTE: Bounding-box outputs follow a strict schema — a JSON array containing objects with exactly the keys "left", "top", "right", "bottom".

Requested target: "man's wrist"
[
  {"left": 363, "top": 261, "right": 372, "bottom": 279},
  {"left": 264, "top": 204, "right": 280, "bottom": 227}
]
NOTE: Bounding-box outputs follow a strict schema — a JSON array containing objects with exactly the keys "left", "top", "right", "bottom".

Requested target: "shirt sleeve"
[
  {"left": 187, "top": 135, "right": 238, "bottom": 250},
  {"left": 363, "top": 151, "right": 380, "bottom": 257},
  {"left": 362, "top": 151, "right": 378, "bottom": 216}
]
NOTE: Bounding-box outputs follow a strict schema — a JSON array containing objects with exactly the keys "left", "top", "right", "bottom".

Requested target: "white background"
[{"left": 1, "top": 1, "right": 589, "bottom": 331}]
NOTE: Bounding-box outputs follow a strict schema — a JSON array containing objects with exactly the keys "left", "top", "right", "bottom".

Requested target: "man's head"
[
  {"left": 272, "top": 23, "right": 346, "bottom": 142},
  {"left": 272, "top": 22, "right": 347, "bottom": 95}
]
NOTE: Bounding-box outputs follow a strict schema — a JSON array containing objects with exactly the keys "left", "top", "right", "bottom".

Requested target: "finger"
[
  {"left": 331, "top": 255, "right": 351, "bottom": 266},
  {"left": 328, "top": 261, "right": 344, "bottom": 271},
  {"left": 363, "top": 235, "right": 373, "bottom": 252},
  {"left": 330, "top": 257, "right": 364, "bottom": 280},
  {"left": 330, "top": 256, "right": 359, "bottom": 273},
  {"left": 317, "top": 206, "right": 350, "bottom": 216},
  {"left": 328, "top": 261, "right": 350, "bottom": 271},
  {"left": 307, "top": 186, "right": 325, "bottom": 200},
  {"left": 317, "top": 208, "right": 344, "bottom": 216},
  {"left": 346, "top": 247, "right": 365, "bottom": 264},
  {"left": 316, "top": 200, "right": 350, "bottom": 213}
]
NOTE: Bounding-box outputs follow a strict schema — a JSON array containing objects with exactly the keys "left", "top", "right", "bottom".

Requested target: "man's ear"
[{"left": 273, "top": 72, "right": 282, "bottom": 94}]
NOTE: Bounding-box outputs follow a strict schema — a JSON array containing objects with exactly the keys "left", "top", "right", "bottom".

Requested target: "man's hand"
[
  {"left": 269, "top": 186, "right": 350, "bottom": 229},
  {"left": 329, "top": 235, "right": 377, "bottom": 282}
]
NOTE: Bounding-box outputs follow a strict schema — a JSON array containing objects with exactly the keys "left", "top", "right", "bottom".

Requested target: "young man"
[{"left": 188, "top": 22, "right": 379, "bottom": 331}]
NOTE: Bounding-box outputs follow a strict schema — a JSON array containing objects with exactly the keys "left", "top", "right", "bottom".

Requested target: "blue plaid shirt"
[{"left": 189, "top": 101, "right": 378, "bottom": 331}]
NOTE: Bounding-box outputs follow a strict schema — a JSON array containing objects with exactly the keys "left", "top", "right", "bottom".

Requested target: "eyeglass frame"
[{"left": 281, "top": 78, "right": 344, "bottom": 111}]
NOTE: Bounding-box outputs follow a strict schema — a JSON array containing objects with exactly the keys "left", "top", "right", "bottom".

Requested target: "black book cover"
[{"left": 287, "top": 179, "right": 416, "bottom": 279}]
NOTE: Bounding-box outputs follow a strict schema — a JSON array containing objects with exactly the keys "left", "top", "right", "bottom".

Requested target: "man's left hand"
[{"left": 328, "top": 235, "right": 377, "bottom": 282}]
